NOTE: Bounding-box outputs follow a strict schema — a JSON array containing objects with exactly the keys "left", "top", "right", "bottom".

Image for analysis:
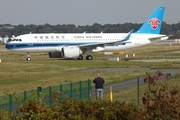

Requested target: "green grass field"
[
  {"left": 103, "top": 73, "right": 180, "bottom": 104},
  {"left": 0, "top": 43, "right": 180, "bottom": 104}
]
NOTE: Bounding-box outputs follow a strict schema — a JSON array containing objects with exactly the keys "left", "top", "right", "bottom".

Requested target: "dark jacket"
[{"left": 93, "top": 77, "right": 105, "bottom": 89}]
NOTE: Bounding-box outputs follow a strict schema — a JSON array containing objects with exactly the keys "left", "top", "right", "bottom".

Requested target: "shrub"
[
  {"left": 141, "top": 81, "right": 180, "bottom": 119},
  {"left": 1, "top": 79, "right": 180, "bottom": 119}
]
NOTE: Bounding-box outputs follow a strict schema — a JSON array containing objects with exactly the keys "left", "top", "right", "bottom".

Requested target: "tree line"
[{"left": 0, "top": 21, "right": 180, "bottom": 39}]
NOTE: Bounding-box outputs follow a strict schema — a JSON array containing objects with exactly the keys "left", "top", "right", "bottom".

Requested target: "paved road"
[
  {"left": 91, "top": 69, "right": 180, "bottom": 96},
  {"left": 77, "top": 67, "right": 150, "bottom": 72}
]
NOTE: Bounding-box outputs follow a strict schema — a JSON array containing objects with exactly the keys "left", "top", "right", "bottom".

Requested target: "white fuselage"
[
  {"left": 5, "top": 6, "right": 167, "bottom": 60},
  {"left": 6, "top": 33, "right": 163, "bottom": 53}
]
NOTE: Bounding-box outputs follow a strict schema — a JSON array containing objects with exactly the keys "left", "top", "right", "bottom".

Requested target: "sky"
[{"left": 0, "top": 0, "right": 179, "bottom": 26}]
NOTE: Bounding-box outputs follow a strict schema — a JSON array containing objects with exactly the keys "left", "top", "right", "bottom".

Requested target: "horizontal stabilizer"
[{"left": 149, "top": 35, "right": 168, "bottom": 42}]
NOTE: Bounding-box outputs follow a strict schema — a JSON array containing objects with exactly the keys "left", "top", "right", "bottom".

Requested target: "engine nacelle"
[
  {"left": 48, "top": 52, "right": 63, "bottom": 58},
  {"left": 49, "top": 47, "right": 82, "bottom": 58},
  {"left": 62, "top": 47, "right": 82, "bottom": 58}
]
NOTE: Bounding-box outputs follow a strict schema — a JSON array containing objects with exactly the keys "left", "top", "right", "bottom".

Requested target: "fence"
[{"left": 0, "top": 79, "right": 91, "bottom": 112}]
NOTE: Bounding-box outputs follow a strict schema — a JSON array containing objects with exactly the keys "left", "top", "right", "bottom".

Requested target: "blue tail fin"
[
  {"left": 136, "top": 6, "right": 165, "bottom": 34},
  {"left": 5, "top": 35, "right": 9, "bottom": 38}
]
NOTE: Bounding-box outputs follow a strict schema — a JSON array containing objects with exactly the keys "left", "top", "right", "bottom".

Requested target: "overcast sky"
[{"left": 0, "top": 0, "right": 179, "bottom": 26}]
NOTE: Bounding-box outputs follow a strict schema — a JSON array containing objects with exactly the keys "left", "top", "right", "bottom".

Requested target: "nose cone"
[
  {"left": 5, "top": 42, "right": 10, "bottom": 49},
  {"left": 5, "top": 40, "right": 14, "bottom": 50}
]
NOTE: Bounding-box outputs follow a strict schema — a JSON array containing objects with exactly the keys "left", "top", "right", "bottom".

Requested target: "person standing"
[{"left": 93, "top": 73, "right": 105, "bottom": 100}]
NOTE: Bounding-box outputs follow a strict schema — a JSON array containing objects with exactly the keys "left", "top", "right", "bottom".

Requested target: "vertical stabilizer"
[{"left": 136, "top": 6, "right": 165, "bottom": 34}]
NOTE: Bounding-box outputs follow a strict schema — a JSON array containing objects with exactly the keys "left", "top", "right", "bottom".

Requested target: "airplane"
[{"left": 5, "top": 6, "right": 168, "bottom": 61}]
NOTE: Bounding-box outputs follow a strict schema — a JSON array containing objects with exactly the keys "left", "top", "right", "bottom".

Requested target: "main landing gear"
[
  {"left": 86, "top": 55, "right": 93, "bottom": 60},
  {"left": 26, "top": 52, "right": 31, "bottom": 61},
  {"left": 77, "top": 55, "right": 83, "bottom": 60},
  {"left": 77, "top": 55, "right": 93, "bottom": 60}
]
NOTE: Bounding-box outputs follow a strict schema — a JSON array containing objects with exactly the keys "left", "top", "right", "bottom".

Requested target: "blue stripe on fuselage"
[
  {"left": 5, "top": 42, "right": 99, "bottom": 50},
  {"left": 6, "top": 41, "right": 132, "bottom": 50}
]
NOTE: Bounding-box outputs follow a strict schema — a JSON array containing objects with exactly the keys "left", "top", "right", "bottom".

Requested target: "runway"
[
  {"left": 0, "top": 48, "right": 7, "bottom": 51},
  {"left": 153, "top": 40, "right": 180, "bottom": 44},
  {"left": 130, "top": 59, "right": 180, "bottom": 62}
]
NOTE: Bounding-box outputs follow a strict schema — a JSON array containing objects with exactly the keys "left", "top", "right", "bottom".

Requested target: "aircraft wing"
[{"left": 78, "top": 29, "right": 134, "bottom": 49}]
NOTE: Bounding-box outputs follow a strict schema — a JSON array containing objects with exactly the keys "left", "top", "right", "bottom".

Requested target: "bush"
[
  {"left": 1, "top": 81, "right": 180, "bottom": 119},
  {"left": 141, "top": 80, "right": 180, "bottom": 119},
  {"left": 13, "top": 98, "right": 142, "bottom": 120}
]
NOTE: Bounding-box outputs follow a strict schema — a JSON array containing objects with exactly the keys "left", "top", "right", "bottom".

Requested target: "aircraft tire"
[
  {"left": 27, "top": 57, "right": 31, "bottom": 61},
  {"left": 86, "top": 55, "right": 93, "bottom": 60},
  {"left": 77, "top": 55, "right": 83, "bottom": 60}
]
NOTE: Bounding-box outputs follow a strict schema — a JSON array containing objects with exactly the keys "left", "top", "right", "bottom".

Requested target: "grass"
[
  {"left": 0, "top": 43, "right": 180, "bottom": 100},
  {"left": 102, "top": 73, "right": 180, "bottom": 106}
]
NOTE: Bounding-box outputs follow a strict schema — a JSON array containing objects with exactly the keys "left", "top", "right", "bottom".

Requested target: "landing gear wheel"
[
  {"left": 77, "top": 55, "right": 83, "bottom": 60},
  {"left": 27, "top": 52, "right": 31, "bottom": 61},
  {"left": 27, "top": 57, "right": 31, "bottom": 61},
  {"left": 86, "top": 55, "right": 93, "bottom": 60}
]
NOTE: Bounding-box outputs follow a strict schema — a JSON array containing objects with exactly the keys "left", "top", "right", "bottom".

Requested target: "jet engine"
[
  {"left": 48, "top": 52, "right": 63, "bottom": 58},
  {"left": 49, "top": 47, "right": 82, "bottom": 58}
]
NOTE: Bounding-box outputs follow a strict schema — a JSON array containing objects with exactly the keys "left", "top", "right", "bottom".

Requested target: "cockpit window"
[{"left": 12, "top": 39, "right": 22, "bottom": 41}]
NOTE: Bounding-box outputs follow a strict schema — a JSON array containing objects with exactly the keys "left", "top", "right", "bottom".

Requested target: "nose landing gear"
[{"left": 27, "top": 53, "right": 31, "bottom": 61}]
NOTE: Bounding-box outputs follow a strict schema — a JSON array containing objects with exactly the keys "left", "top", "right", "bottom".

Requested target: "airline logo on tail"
[{"left": 148, "top": 18, "right": 161, "bottom": 30}]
